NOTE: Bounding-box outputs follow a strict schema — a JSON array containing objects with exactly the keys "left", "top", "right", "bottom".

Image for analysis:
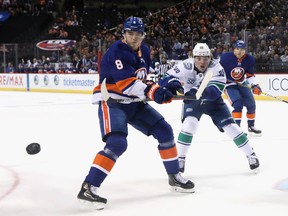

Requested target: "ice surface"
[{"left": 0, "top": 91, "right": 287, "bottom": 216}]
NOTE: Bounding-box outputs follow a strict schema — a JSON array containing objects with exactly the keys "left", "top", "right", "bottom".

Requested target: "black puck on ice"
[{"left": 26, "top": 143, "right": 41, "bottom": 155}]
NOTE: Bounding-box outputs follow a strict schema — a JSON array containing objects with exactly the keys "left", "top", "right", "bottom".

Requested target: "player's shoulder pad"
[
  {"left": 114, "top": 40, "right": 131, "bottom": 51},
  {"left": 219, "top": 52, "right": 231, "bottom": 60},
  {"left": 245, "top": 53, "right": 256, "bottom": 62},
  {"left": 209, "top": 59, "right": 219, "bottom": 68},
  {"left": 181, "top": 58, "right": 193, "bottom": 70},
  {"left": 111, "top": 40, "right": 134, "bottom": 60},
  {"left": 140, "top": 42, "right": 151, "bottom": 57},
  {"left": 208, "top": 59, "right": 225, "bottom": 76},
  {"left": 140, "top": 42, "right": 150, "bottom": 51}
]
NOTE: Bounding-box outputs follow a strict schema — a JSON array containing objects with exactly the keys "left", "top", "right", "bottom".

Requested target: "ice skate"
[
  {"left": 168, "top": 173, "right": 195, "bottom": 193},
  {"left": 179, "top": 157, "right": 186, "bottom": 173},
  {"left": 77, "top": 182, "right": 107, "bottom": 210},
  {"left": 248, "top": 126, "right": 262, "bottom": 135},
  {"left": 247, "top": 152, "right": 260, "bottom": 172}
]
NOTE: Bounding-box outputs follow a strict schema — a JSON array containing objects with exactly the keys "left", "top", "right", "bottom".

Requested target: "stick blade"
[
  {"left": 100, "top": 78, "right": 110, "bottom": 102},
  {"left": 195, "top": 69, "right": 213, "bottom": 99}
]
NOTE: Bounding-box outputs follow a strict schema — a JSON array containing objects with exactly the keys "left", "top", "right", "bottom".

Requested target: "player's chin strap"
[
  {"left": 228, "top": 80, "right": 288, "bottom": 104},
  {"left": 100, "top": 78, "right": 197, "bottom": 103}
]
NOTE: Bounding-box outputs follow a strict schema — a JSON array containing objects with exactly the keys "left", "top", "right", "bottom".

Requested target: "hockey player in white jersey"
[{"left": 162, "top": 43, "right": 260, "bottom": 173}]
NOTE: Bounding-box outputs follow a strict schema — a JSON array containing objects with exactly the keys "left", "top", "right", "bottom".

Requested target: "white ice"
[{"left": 0, "top": 91, "right": 287, "bottom": 216}]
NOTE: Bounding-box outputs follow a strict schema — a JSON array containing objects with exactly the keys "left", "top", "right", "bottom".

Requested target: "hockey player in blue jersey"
[
  {"left": 163, "top": 43, "right": 259, "bottom": 174},
  {"left": 220, "top": 40, "right": 262, "bottom": 134},
  {"left": 77, "top": 16, "right": 194, "bottom": 210}
]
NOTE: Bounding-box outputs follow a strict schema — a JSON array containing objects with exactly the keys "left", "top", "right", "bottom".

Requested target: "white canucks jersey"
[{"left": 166, "top": 58, "right": 226, "bottom": 94}]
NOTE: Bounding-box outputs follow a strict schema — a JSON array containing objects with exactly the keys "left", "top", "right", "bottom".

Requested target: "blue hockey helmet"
[
  {"left": 123, "top": 16, "right": 145, "bottom": 34},
  {"left": 234, "top": 40, "right": 246, "bottom": 49}
]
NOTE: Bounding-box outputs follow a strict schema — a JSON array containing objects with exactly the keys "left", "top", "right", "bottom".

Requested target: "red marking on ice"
[{"left": 0, "top": 164, "right": 20, "bottom": 201}]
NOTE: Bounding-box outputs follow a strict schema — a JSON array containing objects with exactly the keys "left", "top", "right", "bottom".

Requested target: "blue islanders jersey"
[
  {"left": 219, "top": 52, "right": 256, "bottom": 86},
  {"left": 92, "top": 40, "right": 151, "bottom": 103}
]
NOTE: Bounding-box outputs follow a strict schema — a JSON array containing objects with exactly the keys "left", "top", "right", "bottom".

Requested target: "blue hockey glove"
[
  {"left": 183, "top": 87, "right": 197, "bottom": 104},
  {"left": 159, "top": 76, "right": 184, "bottom": 95},
  {"left": 251, "top": 84, "right": 262, "bottom": 95},
  {"left": 144, "top": 83, "right": 173, "bottom": 104}
]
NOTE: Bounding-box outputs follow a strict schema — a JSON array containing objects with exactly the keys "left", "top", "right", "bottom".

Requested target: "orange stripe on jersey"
[
  {"left": 93, "top": 85, "right": 101, "bottom": 93},
  {"left": 232, "top": 112, "right": 242, "bottom": 119},
  {"left": 101, "top": 101, "right": 111, "bottom": 134},
  {"left": 246, "top": 113, "right": 255, "bottom": 120},
  {"left": 159, "top": 145, "right": 178, "bottom": 160},
  {"left": 116, "top": 77, "right": 138, "bottom": 92},
  {"left": 93, "top": 83, "right": 123, "bottom": 94},
  {"left": 93, "top": 154, "right": 115, "bottom": 172},
  {"left": 93, "top": 78, "right": 138, "bottom": 95}
]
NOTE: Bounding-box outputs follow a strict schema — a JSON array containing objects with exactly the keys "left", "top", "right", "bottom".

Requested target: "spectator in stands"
[
  {"left": 280, "top": 49, "right": 288, "bottom": 62},
  {"left": 179, "top": 45, "right": 190, "bottom": 60},
  {"left": 4, "top": 0, "right": 288, "bottom": 74},
  {"left": 171, "top": 38, "right": 182, "bottom": 60},
  {"left": 56, "top": 63, "right": 65, "bottom": 74},
  {"left": 271, "top": 54, "right": 283, "bottom": 72},
  {"left": 77, "top": 54, "right": 90, "bottom": 70},
  {"left": 57, "top": 28, "right": 68, "bottom": 38},
  {"left": 43, "top": 63, "right": 56, "bottom": 73},
  {"left": 48, "top": 25, "right": 59, "bottom": 38},
  {"left": 31, "top": 58, "right": 38, "bottom": 68},
  {"left": 5, "top": 62, "right": 14, "bottom": 73},
  {"left": 78, "top": 35, "right": 90, "bottom": 53},
  {"left": 88, "top": 62, "right": 97, "bottom": 74},
  {"left": 72, "top": 55, "right": 80, "bottom": 69},
  {"left": 16, "top": 63, "right": 26, "bottom": 73}
]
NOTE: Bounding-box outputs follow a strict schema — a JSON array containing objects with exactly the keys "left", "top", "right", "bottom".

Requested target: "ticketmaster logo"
[{"left": 63, "top": 78, "right": 95, "bottom": 86}]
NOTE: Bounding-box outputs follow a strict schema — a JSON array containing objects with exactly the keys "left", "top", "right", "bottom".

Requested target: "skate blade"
[
  {"left": 170, "top": 186, "right": 195, "bottom": 193},
  {"left": 248, "top": 132, "right": 262, "bottom": 137},
  {"left": 78, "top": 199, "right": 106, "bottom": 210}
]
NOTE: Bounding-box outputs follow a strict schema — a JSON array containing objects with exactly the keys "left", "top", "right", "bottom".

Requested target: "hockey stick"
[
  {"left": 196, "top": 69, "right": 213, "bottom": 99},
  {"left": 101, "top": 78, "right": 198, "bottom": 103},
  {"left": 230, "top": 81, "right": 288, "bottom": 104}
]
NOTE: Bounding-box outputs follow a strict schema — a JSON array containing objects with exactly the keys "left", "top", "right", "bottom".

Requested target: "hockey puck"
[{"left": 26, "top": 143, "right": 41, "bottom": 155}]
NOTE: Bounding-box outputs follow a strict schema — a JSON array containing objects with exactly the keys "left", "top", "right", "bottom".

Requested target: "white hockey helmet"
[
  {"left": 155, "top": 62, "right": 160, "bottom": 66},
  {"left": 193, "top": 43, "right": 211, "bottom": 56}
]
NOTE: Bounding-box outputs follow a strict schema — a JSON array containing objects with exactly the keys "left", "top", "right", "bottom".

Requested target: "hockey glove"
[
  {"left": 159, "top": 76, "right": 184, "bottom": 95},
  {"left": 183, "top": 87, "right": 197, "bottom": 104},
  {"left": 251, "top": 84, "right": 262, "bottom": 95},
  {"left": 144, "top": 83, "right": 173, "bottom": 104}
]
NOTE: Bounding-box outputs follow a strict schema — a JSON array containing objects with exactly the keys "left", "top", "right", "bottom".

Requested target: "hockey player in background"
[
  {"left": 77, "top": 16, "right": 194, "bottom": 210},
  {"left": 162, "top": 43, "right": 260, "bottom": 174},
  {"left": 220, "top": 40, "right": 262, "bottom": 134}
]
